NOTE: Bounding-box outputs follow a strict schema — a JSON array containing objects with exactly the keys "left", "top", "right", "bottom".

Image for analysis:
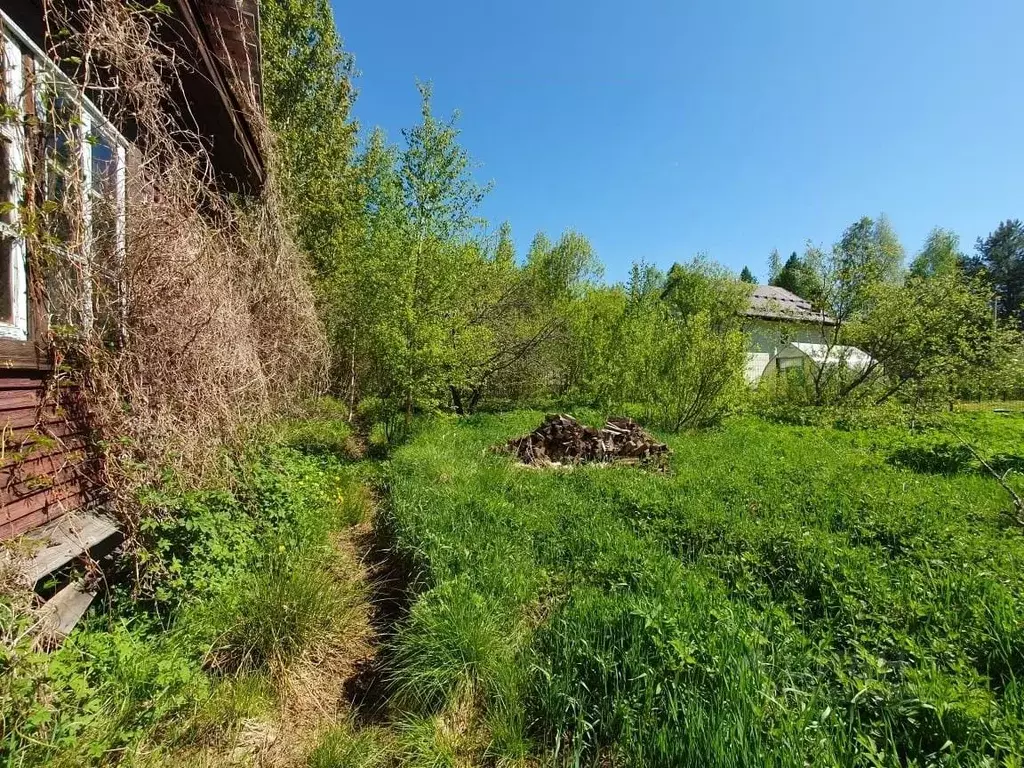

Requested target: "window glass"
[
  {"left": 0, "top": 39, "right": 18, "bottom": 330},
  {"left": 1, "top": 17, "right": 128, "bottom": 340},
  {"left": 89, "top": 124, "right": 117, "bottom": 198},
  {"left": 87, "top": 122, "right": 121, "bottom": 329},
  {"left": 33, "top": 79, "right": 78, "bottom": 245}
]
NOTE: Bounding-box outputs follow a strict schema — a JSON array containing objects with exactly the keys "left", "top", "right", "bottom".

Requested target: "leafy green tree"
[
  {"left": 493, "top": 221, "right": 516, "bottom": 271},
  {"left": 848, "top": 273, "right": 1019, "bottom": 404},
  {"left": 260, "top": 0, "right": 360, "bottom": 271},
  {"left": 792, "top": 217, "right": 902, "bottom": 404},
  {"left": 446, "top": 227, "right": 598, "bottom": 413},
  {"left": 740, "top": 266, "right": 757, "bottom": 284},
  {"left": 662, "top": 256, "right": 752, "bottom": 331},
  {"left": 653, "top": 310, "right": 748, "bottom": 430},
  {"left": 828, "top": 217, "right": 893, "bottom": 319},
  {"left": 872, "top": 214, "right": 906, "bottom": 283},
  {"left": 909, "top": 227, "right": 963, "bottom": 279},
  {"left": 395, "top": 83, "right": 491, "bottom": 424},
  {"left": 771, "top": 252, "right": 819, "bottom": 300},
  {"left": 767, "top": 249, "right": 782, "bottom": 283},
  {"left": 566, "top": 258, "right": 748, "bottom": 430},
  {"left": 973, "top": 220, "right": 1024, "bottom": 322},
  {"left": 342, "top": 129, "right": 410, "bottom": 422}
]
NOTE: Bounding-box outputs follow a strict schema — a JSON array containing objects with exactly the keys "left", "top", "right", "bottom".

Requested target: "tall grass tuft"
[
  {"left": 306, "top": 722, "right": 389, "bottom": 768},
  {"left": 391, "top": 579, "right": 520, "bottom": 714},
  {"left": 194, "top": 549, "right": 358, "bottom": 674}
]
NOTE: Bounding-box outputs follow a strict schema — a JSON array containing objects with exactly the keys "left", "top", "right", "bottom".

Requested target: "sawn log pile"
[{"left": 503, "top": 414, "right": 669, "bottom": 466}]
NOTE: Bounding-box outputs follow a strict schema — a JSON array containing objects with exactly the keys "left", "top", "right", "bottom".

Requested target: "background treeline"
[{"left": 262, "top": 1, "right": 1023, "bottom": 434}]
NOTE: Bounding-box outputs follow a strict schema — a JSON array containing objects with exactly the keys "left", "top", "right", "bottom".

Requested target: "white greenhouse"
[{"left": 763, "top": 342, "right": 875, "bottom": 379}]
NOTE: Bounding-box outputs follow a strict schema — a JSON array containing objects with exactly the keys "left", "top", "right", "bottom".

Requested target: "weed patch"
[
  {"left": 384, "top": 410, "right": 1024, "bottom": 766},
  {"left": 1, "top": 431, "right": 369, "bottom": 767}
]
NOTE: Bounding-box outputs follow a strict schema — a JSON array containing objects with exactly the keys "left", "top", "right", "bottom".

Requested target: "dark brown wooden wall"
[
  {"left": 196, "top": 0, "right": 261, "bottom": 104},
  {"left": 0, "top": 372, "right": 98, "bottom": 540}
]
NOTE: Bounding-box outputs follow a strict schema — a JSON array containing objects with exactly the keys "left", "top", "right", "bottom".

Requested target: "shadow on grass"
[
  {"left": 888, "top": 443, "right": 976, "bottom": 475},
  {"left": 888, "top": 442, "right": 1024, "bottom": 480},
  {"left": 342, "top": 508, "right": 419, "bottom": 724}
]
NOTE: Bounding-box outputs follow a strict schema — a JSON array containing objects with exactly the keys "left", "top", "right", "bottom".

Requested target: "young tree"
[
  {"left": 261, "top": 0, "right": 367, "bottom": 401},
  {"left": 342, "top": 129, "right": 411, "bottom": 422},
  {"left": 396, "top": 82, "right": 491, "bottom": 424},
  {"left": 909, "top": 227, "right": 963, "bottom": 279},
  {"left": 446, "top": 227, "right": 597, "bottom": 413},
  {"left": 740, "top": 266, "right": 757, "bottom": 284},
  {"left": 848, "top": 273, "right": 1018, "bottom": 405},
  {"left": 872, "top": 214, "right": 906, "bottom": 284},
  {"left": 260, "top": 0, "right": 360, "bottom": 271},
  {"left": 767, "top": 249, "right": 782, "bottom": 283},
  {"left": 493, "top": 221, "right": 516, "bottom": 271},
  {"left": 798, "top": 216, "right": 903, "bottom": 404},
  {"left": 661, "top": 256, "right": 751, "bottom": 332}
]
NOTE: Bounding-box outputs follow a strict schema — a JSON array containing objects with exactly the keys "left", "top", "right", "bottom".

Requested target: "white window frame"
[
  {"left": 0, "top": 31, "right": 27, "bottom": 340},
  {"left": 0, "top": 9, "right": 128, "bottom": 340}
]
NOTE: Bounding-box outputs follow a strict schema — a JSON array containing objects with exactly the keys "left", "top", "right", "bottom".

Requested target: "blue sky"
[{"left": 330, "top": 0, "right": 1024, "bottom": 283}]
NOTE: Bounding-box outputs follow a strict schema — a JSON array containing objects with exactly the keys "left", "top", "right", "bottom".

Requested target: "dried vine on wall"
[{"left": 21, "top": 0, "right": 328, "bottom": 526}]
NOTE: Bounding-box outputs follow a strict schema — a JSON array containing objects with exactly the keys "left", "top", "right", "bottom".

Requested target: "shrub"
[{"left": 652, "top": 311, "right": 748, "bottom": 431}]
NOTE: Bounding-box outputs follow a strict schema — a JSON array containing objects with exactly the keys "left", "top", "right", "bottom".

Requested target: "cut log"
[{"left": 503, "top": 414, "right": 669, "bottom": 467}]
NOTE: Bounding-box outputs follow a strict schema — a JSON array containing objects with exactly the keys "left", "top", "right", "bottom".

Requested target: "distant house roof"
[
  {"left": 743, "top": 285, "right": 836, "bottom": 326},
  {"left": 785, "top": 342, "right": 874, "bottom": 371}
]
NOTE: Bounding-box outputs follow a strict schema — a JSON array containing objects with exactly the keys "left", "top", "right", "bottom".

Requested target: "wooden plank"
[
  {"left": 0, "top": 507, "right": 51, "bottom": 540},
  {"left": 0, "top": 493, "right": 90, "bottom": 540},
  {"left": 0, "top": 375, "right": 48, "bottom": 390},
  {"left": 0, "top": 437, "right": 88, "bottom": 467},
  {"left": 23, "top": 511, "right": 118, "bottom": 583},
  {"left": 0, "top": 449, "right": 88, "bottom": 486},
  {"left": 0, "top": 388, "right": 48, "bottom": 412},
  {"left": 0, "top": 405, "right": 68, "bottom": 431},
  {"left": 36, "top": 578, "right": 97, "bottom": 643},
  {"left": 0, "top": 385, "right": 78, "bottom": 413},
  {"left": 2, "top": 421, "right": 84, "bottom": 448},
  {"left": 0, "top": 338, "right": 51, "bottom": 370}
]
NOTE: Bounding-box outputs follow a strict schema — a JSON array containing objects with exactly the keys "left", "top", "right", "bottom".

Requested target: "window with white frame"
[{"left": 0, "top": 10, "right": 127, "bottom": 341}]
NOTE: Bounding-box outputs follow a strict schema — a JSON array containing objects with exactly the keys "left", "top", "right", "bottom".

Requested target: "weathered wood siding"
[
  {"left": 196, "top": 0, "right": 261, "bottom": 105},
  {"left": 0, "top": 372, "right": 99, "bottom": 540}
]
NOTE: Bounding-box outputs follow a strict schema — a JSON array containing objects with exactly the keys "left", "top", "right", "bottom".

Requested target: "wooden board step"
[
  {"left": 24, "top": 511, "right": 119, "bottom": 584},
  {"left": 36, "top": 578, "right": 97, "bottom": 642}
]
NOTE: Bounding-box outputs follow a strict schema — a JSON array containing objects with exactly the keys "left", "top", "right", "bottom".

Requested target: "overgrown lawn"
[{"left": 385, "top": 410, "right": 1024, "bottom": 766}]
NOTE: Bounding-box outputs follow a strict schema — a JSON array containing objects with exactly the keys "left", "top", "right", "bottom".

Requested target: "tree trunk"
[
  {"left": 450, "top": 386, "right": 465, "bottom": 415},
  {"left": 347, "top": 344, "right": 357, "bottom": 422}
]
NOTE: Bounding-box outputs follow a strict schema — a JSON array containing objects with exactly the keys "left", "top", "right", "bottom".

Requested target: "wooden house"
[{"left": 0, "top": 0, "right": 265, "bottom": 633}]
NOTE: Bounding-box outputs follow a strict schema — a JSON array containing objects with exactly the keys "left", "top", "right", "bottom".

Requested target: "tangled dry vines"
[{"left": 31, "top": 0, "right": 327, "bottom": 512}]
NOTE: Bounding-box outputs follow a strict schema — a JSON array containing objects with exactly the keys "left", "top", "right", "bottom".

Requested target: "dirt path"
[{"left": 174, "top": 485, "right": 403, "bottom": 768}]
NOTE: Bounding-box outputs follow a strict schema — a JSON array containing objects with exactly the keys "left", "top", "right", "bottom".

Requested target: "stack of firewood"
[{"left": 503, "top": 414, "right": 669, "bottom": 466}]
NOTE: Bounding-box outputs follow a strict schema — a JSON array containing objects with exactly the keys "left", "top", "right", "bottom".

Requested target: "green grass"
[
  {"left": 2, "top": 434, "right": 368, "bottom": 767},
  {"left": 307, "top": 721, "right": 390, "bottom": 768},
  {"left": 385, "top": 410, "right": 1024, "bottom": 766}
]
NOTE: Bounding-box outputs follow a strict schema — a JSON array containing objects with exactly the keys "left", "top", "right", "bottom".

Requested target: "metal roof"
[{"left": 743, "top": 285, "right": 836, "bottom": 325}]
